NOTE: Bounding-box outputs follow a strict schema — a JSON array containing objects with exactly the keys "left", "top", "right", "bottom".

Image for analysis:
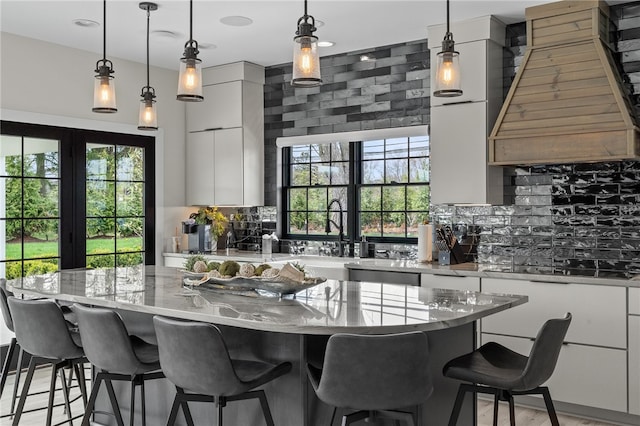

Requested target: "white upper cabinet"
[
  {"left": 187, "top": 81, "right": 243, "bottom": 132},
  {"left": 429, "top": 40, "right": 487, "bottom": 106},
  {"left": 428, "top": 16, "right": 505, "bottom": 205},
  {"left": 184, "top": 62, "right": 264, "bottom": 206}
]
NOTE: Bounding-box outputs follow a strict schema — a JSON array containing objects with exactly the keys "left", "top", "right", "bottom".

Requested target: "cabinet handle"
[
  {"left": 432, "top": 274, "right": 465, "bottom": 278},
  {"left": 190, "top": 127, "right": 223, "bottom": 133},
  {"left": 441, "top": 100, "right": 475, "bottom": 106},
  {"left": 529, "top": 337, "right": 569, "bottom": 346},
  {"left": 529, "top": 279, "right": 570, "bottom": 285}
]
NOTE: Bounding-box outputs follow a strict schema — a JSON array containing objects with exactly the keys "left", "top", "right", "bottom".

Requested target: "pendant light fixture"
[
  {"left": 433, "top": 0, "right": 462, "bottom": 97},
  {"left": 138, "top": 2, "right": 158, "bottom": 131},
  {"left": 177, "top": 0, "right": 203, "bottom": 101},
  {"left": 291, "top": 0, "right": 322, "bottom": 87},
  {"left": 92, "top": 0, "right": 117, "bottom": 113}
]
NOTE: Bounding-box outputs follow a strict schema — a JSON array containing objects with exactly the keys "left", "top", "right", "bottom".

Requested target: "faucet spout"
[{"left": 326, "top": 198, "right": 345, "bottom": 256}]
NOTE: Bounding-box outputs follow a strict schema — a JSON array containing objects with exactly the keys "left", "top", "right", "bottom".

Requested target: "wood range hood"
[{"left": 489, "top": 0, "right": 640, "bottom": 165}]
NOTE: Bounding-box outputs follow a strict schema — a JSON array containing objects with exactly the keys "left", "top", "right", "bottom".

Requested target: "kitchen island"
[{"left": 8, "top": 265, "right": 527, "bottom": 426}]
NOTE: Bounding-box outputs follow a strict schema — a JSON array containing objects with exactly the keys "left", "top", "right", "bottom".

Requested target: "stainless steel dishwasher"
[{"left": 348, "top": 268, "right": 421, "bottom": 286}]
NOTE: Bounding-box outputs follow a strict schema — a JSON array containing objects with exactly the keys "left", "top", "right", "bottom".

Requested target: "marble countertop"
[
  {"left": 345, "top": 259, "right": 640, "bottom": 287},
  {"left": 7, "top": 266, "right": 527, "bottom": 335}
]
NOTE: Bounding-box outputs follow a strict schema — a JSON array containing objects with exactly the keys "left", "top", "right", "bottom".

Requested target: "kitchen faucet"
[{"left": 325, "top": 198, "right": 346, "bottom": 257}]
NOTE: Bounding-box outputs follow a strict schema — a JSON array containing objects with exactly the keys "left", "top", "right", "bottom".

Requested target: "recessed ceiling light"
[
  {"left": 151, "top": 30, "right": 180, "bottom": 40},
  {"left": 220, "top": 16, "right": 253, "bottom": 27},
  {"left": 315, "top": 19, "right": 325, "bottom": 27},
  {"left": 73, "top": 19, "right": 99, "bottom": 28},
  {"left": 198, "top": 43, "right": 217, "bottom": 50},
  {"left": 318, "top": 41, "right": 335, "bottom": 47}
]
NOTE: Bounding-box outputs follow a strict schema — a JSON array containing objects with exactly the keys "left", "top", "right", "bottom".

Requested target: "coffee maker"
[{"left": 182, "top": 223, "right": 212, "bottom": 253}]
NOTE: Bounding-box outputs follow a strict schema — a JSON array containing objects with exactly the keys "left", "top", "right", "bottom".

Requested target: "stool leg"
[
  {"left": 329, "top": 407, "right": 337, "bottom": 426},
  {"left": 10, "top": 347, "right": 24, "bottom": 416},
  {"left": 175, "top": 387, "right": 195, "bottom": 426},
  {"left": 11, "top": 356, "right": 37, "bottom": 426},
  {"left": 81, "top": 374, "right": 103, "bottom": 426},
  {"left": 218, "top": 399, "right": 224, "bottom": 426},
  {"left": 492, "top": 391, "right": 499, "bottom": 426},
  {"left": 130, "top": 379, "right": 137, "bottom": 426},
  {"left": 59, "top": 366, "right": 73, "bottom": 423},
  {"left": 166, "top": 394, "right": 182, "bottom": 426},
  {"left": 448, "top": 384, "right": 467, "bottom": 426},
  {"left": 0, "top": 337, "right": 16, "bottom": 397},
  {"left": 540, "top": 387, "right": 560, "bottom": 426},
  {"left": 46, "top": 363, "right": 59, "bottom": 426},
  {"left": 140, "top": 377, "right": 147, "bottom": 426},
  {"left": 105, "top": 378, "right": 125, "bottom": 426},
  {"left": 508, "top": 394, "right": 516, "bottom": 426},
  {"left": 73, "top": 363, "right": 88, "bottom": 406},
  {"left": 256, "top": 389, "right": 275, "bottom": 426}
]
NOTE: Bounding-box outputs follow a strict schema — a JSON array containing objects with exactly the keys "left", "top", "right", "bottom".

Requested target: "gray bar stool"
[
  {"left": 0, "top": 278, "right": 22, "bottom": 414},
  {"left": 72, "top": 304, "right": 164, "bottom": 426},
  {"left": 7, "top": 297, "right": 88, "bottom": 426},
  {"left": 153, "top": 316, "right": 292, "bottom": 426},
  {"left": 443, "top": 313, "right": 572, "bottom": 426},
  {"left": 307, "top": 331, "right": 433, "bottom": 426}
]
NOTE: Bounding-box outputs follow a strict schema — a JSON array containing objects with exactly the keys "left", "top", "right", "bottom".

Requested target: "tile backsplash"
[{"left": 432, "top": 162, "right": 640, "bottom": 277}]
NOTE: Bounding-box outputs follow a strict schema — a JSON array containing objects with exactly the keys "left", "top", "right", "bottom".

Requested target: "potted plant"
[{"left": 190, "top": 206, "right": 228, "bottom": 251}]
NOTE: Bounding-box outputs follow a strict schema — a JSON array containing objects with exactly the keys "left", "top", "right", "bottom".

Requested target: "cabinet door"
[
  {"left": 186, "top": 81, "right": 243, "bottom": 131},
  {"left": 430, "top": 40, "right": 487, "bottom": 106},
  {"left": 421, "top": 274, "right": 480, "bottom": 291},
  {"left": 431, "top": 102, "right": 501, "bottom": 204},
  {"left": 483, "top": 334, "right": 627, "bottom": 413},
  {"left": 630, "top": 288, "right": 640, "bottom": 315},
  {"left": 186, "top": 131, "right": 215, "bottom": 206},
  {"left": 481, "top": 278, "right": 627, "bottom": 348},
  {"left": 213, "top": 128, "right": 243, "bottom": 205},
  {"left": 630, "top": 315, "right": 640, "bottom": 415}
]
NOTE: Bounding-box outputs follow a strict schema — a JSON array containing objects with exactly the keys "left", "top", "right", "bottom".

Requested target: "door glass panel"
[
  {"left": 0, "top": 136, "right": 60, "bottom": 279},
  {"left": 86, "top": 141, "right": 145, "bottom": 267}
]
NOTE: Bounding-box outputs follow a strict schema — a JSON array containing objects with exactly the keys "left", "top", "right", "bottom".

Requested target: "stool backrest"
[
  {"left": 316, "top": 331, "right": 433, "bottom": 411},
  {"left": 153, "top": 316, "right": 242, "bottom": 396},
  {"left": 7, "top": 297, "right": 83, "bottom": 361},
  {"left": 0, "top": 279, "right": 14, "bottom": 332},
  {"left": 522, "top": 313, "right": 572, "bottom": 390},
  {"left": 72, "top": 304, "right": 143, "bottom": 375}
]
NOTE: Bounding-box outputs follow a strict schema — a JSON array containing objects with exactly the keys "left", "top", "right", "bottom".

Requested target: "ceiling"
[{"left": 1, "top": 0, "right": 618, "bottom": 71}]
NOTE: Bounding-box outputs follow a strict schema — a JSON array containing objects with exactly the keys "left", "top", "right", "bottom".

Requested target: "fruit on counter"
[
  {"left": 219, "top": 260, "right": 241, "bottom": 277},
  {"left": 193, "top": 260, "right": 208, "bottom": 274},
  {"left": 261, "top": 267, "right": 281, "bottom": 278},
  {"left": 207, "top": 261, "right": 221, "bottom": 272},
  {"left": 238, "top": 263, "right": 256, "bottom": 278},
  {"left": 184, "top": 255, "right": 207, "bottom": 272},
  {"left": 254, "top": 264, "right": 272, "bottom": 276}
]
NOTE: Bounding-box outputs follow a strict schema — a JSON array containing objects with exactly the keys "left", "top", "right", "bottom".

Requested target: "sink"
[{"left": 270, "top": 257, "right": 350, "bottom": 281}]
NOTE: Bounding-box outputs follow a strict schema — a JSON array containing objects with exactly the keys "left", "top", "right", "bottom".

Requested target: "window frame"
[{"left": 280, "top": 128, "right": 429, "bottom": 246}]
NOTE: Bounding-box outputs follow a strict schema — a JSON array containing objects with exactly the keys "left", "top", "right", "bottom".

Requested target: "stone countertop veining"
[
  {"left": 345, "top": 259, "right": 640, "bottom": 288},
  {"left": 7, "top": 265, "right": 527, "bottom": 335}
]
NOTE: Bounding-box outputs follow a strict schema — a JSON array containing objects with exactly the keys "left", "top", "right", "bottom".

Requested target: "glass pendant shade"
[
  {"left": 292, "top": 35, "right": 321, "bottom": 86},
  {"left": 434, "top": 48, "right": 462, "bottom": 97},
  {"left": 92, "top": 67, "right": 117, "bottom": 112},
  {"left": 138, "top": 91, "right": 157, "bottom": 130},
  {"left": 177, "top": 54, "right": 203, "bottom": 101}
]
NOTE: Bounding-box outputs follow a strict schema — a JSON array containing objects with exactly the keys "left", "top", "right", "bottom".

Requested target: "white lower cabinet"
[
  {"left": 420, "top": 274, "right": 480, "bottom": 291},
  {"left": 482, "top": 333, "right": 627, "bottom": 412},
  {"left": 480, "top": 277, "right": 629, "bottom": 414},
  {"left": 481, "top": 278, "right": 627, "bottom": 349}
]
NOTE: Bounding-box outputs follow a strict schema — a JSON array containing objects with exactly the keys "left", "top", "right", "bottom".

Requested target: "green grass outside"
[{"left": 4, "top": 237, "right": 142, "bottom": 260}]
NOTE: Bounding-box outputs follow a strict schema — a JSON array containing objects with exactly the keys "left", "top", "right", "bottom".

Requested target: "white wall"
[{"left": 0, "top": 32, "right": 191, "bottom": 343}]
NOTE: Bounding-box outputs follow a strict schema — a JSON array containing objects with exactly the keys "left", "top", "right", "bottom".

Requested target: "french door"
[{"left": 0, "top": 121, "right": 155, "bottom": 279}]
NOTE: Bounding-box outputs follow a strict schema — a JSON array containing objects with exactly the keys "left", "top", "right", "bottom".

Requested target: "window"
[
  {"left": 0, "top": 121, "right": 155, "bottom": 279},
  {"left": 282, "top": 129, "right": 429, "bottom": 243}
]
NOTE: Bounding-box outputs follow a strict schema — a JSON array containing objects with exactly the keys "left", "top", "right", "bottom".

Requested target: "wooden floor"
[{"left": 0, "top": 366, "right": 618, "bottom": 426}]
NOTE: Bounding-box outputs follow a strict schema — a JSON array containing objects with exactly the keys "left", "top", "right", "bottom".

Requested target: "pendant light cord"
[
  {"left": 146, "top": 6, "right": 150, "bottom": 88},
  {"left": 446, "top": 0, "right": 450, "bottom": 35},
  {"left": 102, "top": 0, "right": 107, "bottom": 61},
  {"left": 189, "top": 0, "right": 193, "bottom": 42}
]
